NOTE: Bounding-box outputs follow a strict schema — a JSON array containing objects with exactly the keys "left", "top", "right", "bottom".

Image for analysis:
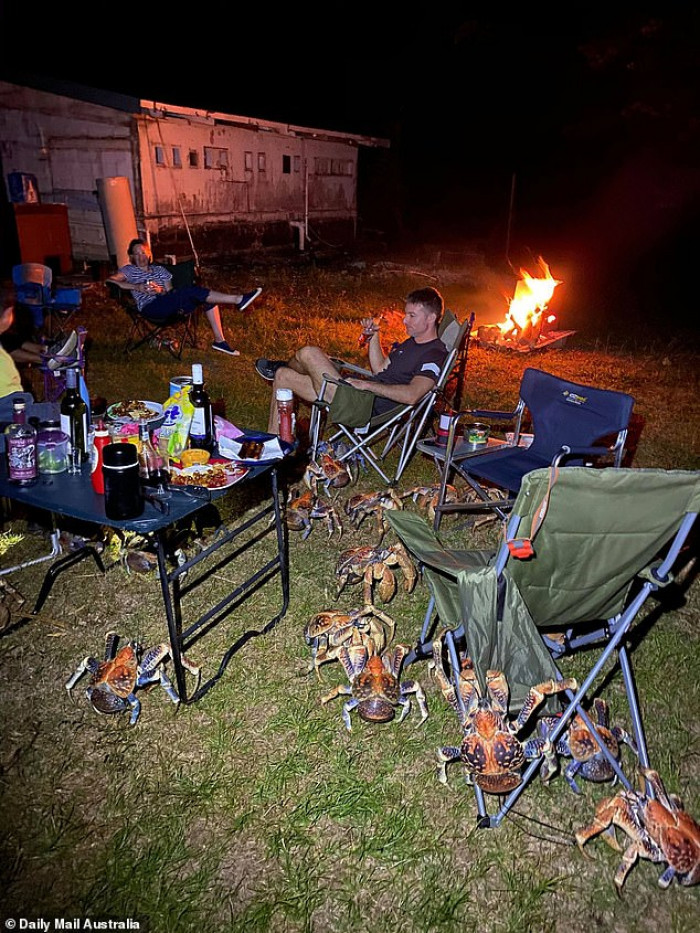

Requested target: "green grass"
[{"left": 1, "top": 251, "right": 698, "bottom": 932}]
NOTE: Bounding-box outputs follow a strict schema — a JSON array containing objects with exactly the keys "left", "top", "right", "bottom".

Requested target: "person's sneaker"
[
  {"left": 47, "top": 330, "right": 79, "bottom": 371},
  {"left": 237, "top": 287, "right": 262, "bottom": 312},
  {"left": 254, "top": 358, "right": 287, "bottom": 381},
  {"left": 212, "top": 340, "right": 240, "bottom": 356}
]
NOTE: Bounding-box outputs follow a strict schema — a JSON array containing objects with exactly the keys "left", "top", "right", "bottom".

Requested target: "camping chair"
[
  {"left": 12, "top": 263, "right": 82, "bottom": 339},
  {"left": 386, "top": 466, "right": 700, "bottom": 827},
  {"left": 419, "top": 366, "right": 635, "bottom": 528},
  {"left": 308, "top": 311, "right": 474, "bottom": 486},
  {"left": 107, "top": 259, "right": 202, "bottom": 361}
]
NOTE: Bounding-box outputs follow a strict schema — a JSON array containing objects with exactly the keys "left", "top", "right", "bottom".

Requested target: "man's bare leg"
[{"left": 267, "top": 346, "right": 342, "bottom": 433}]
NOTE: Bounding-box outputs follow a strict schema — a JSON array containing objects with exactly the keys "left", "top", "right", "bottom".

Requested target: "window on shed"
[
  {"left": 293, "top": 155, "right": 301, "bottom": 173},
  {"left": 154, "top": 145, "right": 166, "bottom": 166},
  {"left": 244, "top": 151, "right": 253, "bottom": 171},
  {"left": 257, "top": 152, "right": 266, "bottom": 172},
  {"left": 172, "top": 147, "right": 182, "bottom": 168},
  {"left": 204, "top": 147, "right": 229, "bottom": 169},
  {"left": 282, "top": 154, "right": 291, "bottom": 174},
  {"left": 189, "top": 149, "right": 199, "bottom": 168}
]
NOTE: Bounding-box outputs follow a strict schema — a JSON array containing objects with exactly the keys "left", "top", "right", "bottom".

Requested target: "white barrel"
[{"left": 96, "top": 177, "right": 138, "bottom": 267}]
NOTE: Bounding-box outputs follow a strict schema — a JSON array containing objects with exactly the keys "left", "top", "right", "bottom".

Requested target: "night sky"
[{"left": 3, "top": 6, "right": 700, "bottom": 332}]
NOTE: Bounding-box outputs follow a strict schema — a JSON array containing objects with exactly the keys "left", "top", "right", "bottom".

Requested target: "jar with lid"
[{"left": 37, "top": 424, "right": 70, "bottom": 474}]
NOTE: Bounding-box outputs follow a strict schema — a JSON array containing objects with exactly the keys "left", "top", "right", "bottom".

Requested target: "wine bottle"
[
  {"left": 5, "top": 397, "right": 38, "bottom": 485},
  {"left": 189, "top": 363, "right": 214, "bottom": 452},
  {"left": 60, "top": 368, "right": 88, "bottom": 462}
]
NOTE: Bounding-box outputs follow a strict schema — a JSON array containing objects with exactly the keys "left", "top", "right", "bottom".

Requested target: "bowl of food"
[{"left": 180, "top": 448, "right": 211, "bottom": 467}]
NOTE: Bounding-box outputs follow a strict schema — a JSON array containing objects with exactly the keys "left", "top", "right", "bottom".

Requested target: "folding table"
[{"left": 0, "top": 456, "right": 289, "bottom": 703}]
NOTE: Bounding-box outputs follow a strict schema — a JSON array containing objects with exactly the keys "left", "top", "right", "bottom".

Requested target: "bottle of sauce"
[
  {"left": 90, "top": 420, "right": 110, "bottom": 494},
  {"left": 5, "top": 398, "right": 38, "bottom": 486},
  {"left": 60, "top": 368, "right": 88, "bottom": 462},
  {"left": 189, "top": 363, "right": 215, "bottom": 453},
  {"left": 275, "top": 388, "right": 295, "bottom": 444}
]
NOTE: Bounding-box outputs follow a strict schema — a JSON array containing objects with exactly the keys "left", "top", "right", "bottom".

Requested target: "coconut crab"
[
  {"left": 285, "top": 485, "right": 342, "bottom": 540},
  {"left": 536, "top": 698, "right": 638, "bottom": 793},
  {"left": 66, "top": 631, "right": 200, "bottom": 726},
  {"left": 400, "top": 484, "right": 462, "bottom": 522},
  {"left": 321, "top": 641, "right": 428, "bottom": 731},
  {"left": 576, "top": 768, "right": 700, "bottom": 891},
  {"left": 432, "top": 636, "right": 577, "bottom": 793},
  {"left": 304, "top": 606, "right": 396, "bottom": 676},
  {"left": 304, "top": 442, "right": 356, "bottom": 497},
  {"left": 344, "top": 488, "right": 403, "bottom": 542},
  {"left": 335, "top": 541, "right": 417, "bottom": 605}
]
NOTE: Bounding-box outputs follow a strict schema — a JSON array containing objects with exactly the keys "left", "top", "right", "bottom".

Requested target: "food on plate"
[
  {"left": 109, "top": 400, "right": 160, "bottom": 422},
  {"left": 239, "top": 439, "right": 264, "bottom": 460},
  {"left": 170, "top": 463, "right": 244, "bottom": 488}
]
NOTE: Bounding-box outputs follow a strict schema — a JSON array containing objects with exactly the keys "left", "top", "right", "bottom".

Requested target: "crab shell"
[
  {"left": 353, "top": 655, "right": 401, "bottom": 722},
  {"left": 462, "top": 709, "right": 525, "bottom": 793},
  {"left": 643, "top": 776, "right": 700, "bottom": 885}
]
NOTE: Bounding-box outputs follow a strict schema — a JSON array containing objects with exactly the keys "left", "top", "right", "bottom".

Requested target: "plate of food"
[
  {"left": 170, "top": 462, "right": 249, "bottom": 489},
  {"left": 107, "top": 400, "right": 164, "bottom": 424},
  {"left": 218, "top": 431, "right": 293, "bottom": 464}
]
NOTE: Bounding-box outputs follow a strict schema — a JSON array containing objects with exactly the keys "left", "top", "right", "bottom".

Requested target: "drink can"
[{"left": 169, "top": 376, "right": 193, "bottom": 397}]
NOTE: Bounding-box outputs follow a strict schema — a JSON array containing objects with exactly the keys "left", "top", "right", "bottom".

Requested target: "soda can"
[{"left": 169, "top": 376, "right": 193, "bottom": 398}]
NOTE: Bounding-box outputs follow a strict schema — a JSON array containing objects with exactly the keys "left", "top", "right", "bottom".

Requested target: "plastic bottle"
[
  {"left": 60, "top": 368, "right": 88, "bottom": 462},
  {"left": 189, "top": 362, "right": 215, "bottom": 452},
  {"left": 5, "top": 398, "right": 38, "bottom": 486},
  {"left": 90, "top": 420, "right": 110, "bottom": 494},
  {"left": 276, "top": 388, "right": 295, "bottom": 443}
]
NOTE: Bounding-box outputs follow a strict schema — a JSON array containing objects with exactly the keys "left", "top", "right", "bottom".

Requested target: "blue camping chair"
[
  {"left": 387, "top": 466, "right": 700, "bottom": 827},
  {"left": 12, "top": 263, "right": 82, "bottom": 339},
  {"left": 419, "top": 367, "right": 635, "bottom": 528}
]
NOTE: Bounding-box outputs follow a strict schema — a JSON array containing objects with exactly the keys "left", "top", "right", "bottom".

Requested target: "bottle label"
[
  {"left": 190, "top": 407, "right": 207, "bottom": 437},
  {"left": 8, "top": 437, "right": 37, "bottom": 481}
]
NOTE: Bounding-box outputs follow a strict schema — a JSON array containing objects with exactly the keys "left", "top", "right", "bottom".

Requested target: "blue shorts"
[{"left": 141, "top": 286, "right": 211, "bottom": 321}]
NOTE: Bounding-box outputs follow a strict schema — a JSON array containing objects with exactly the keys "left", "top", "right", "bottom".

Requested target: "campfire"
[{"left": 476, "top": 257, "right": 575, "bottom": 352}]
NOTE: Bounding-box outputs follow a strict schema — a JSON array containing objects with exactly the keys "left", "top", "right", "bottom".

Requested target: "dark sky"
[{"left": 4, "top": 6, "right": 700, "bottom": 329}]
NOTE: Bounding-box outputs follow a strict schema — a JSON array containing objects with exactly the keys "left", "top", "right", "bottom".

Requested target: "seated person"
[
  {"left": 0, "top": 285, "right": 61, "bottom": 444},
  {"left": 255, "top": 287, "right": 448, "bottom": 434},
  {"left": 107, "top": 238, "right": 262, "bottom": 356}
]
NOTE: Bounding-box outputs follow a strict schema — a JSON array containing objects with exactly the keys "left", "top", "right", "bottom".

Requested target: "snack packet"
[{"left": 157, "top": 388, "right": 195, "bottom": 460}]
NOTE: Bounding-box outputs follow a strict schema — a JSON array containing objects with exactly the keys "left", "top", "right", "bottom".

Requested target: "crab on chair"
[
  {"left": 419, "top": 367, "right": 635, "bottom": 529},
  {"left": 386, "top": 465, "right": 700, "bottom": 827},
  {"left": 308, "top": 311, "right": 474, "bottom": 486}
]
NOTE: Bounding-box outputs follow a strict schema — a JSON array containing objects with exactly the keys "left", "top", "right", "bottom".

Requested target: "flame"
[{"left": 499, "top": 257, "right": 562, "bottom": 337}]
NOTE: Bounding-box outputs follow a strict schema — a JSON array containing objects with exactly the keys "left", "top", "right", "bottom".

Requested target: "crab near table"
[
  {"left": 335, "top": 542, "right": 417, "bottom": 605},
  {"left": 401, "top": 484, "right": 461, "bottom": 522},
  {"left": 536, "top": 698, "right": 638, "bottom": 793},
  {"left": 66, "top": 631, "right": 200, "bottom": 726},
  {"left": 321, "top": 641, "right": 428, "bottom": 731},
  {"left": 432, "top": 636, "right": 577, "bottom": 793},
  {"left": 344, "top": 488, "right": 403, "bottom": 542},
  {"left": 576, "top": 768, "right": 700, "bottom": 891},
  {"left": 285, "top": 485, "right": 342, "bottom": 540},
  {"left": 304, "top": 444, "right": 356, "bottom": 497},
  {"left": 304, "top": 606, "right": 396, "bottom": 676}
]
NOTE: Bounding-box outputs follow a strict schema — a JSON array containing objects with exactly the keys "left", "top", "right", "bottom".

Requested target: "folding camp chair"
[
  {"left": 309, "top": 311, "right": 474, "bottom": 486},
  {"left": 107, "top": 259, "right": 202, "bottom": 361},
  {"left": 386, "top": 466, "right": 700, "bottom": 827},
  {"left": 419, "top": 367, "right": 635, "bottom": 528},
  {"left": 12, "top": 263, "right": 82, "bottom": 339}
]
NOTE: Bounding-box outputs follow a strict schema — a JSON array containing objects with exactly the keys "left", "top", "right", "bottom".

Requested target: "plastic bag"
[{"left": 157, "top": 389, "right": 194, "bottom": 460}]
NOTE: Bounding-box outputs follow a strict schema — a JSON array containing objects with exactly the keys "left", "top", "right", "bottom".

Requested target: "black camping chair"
[
  {"left": 108, "top": 259, "right": 203, "bottom": 360},
  {"left": 419, "top": 367, "right": 635, "bottom": 528}
]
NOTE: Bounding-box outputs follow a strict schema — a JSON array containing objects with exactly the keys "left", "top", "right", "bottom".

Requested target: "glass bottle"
[
  {"left": 5, "top": 398, "right": 38, "bottom": 485},
  {"left": 276, "top": 388, "right": 295, "bottom": 443},
  {"left": 189, "top": 362, "right": 214, "bottom": 452},
  {"left": 138, "top": 423, "right": 170, "bottom": 490},
  {"left": 60, "top": 368, "right": 88, "bottom": 463}
]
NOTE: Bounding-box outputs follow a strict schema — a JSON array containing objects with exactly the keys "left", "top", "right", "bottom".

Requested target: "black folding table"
[{"left": 0, "top": 457, "right": 289, "bottom": 702}]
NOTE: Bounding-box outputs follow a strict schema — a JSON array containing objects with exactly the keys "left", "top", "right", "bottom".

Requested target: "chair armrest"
[
  {"left": 330, "top": 357, "right": 372, "bottom": 377},
  {"left": 552, "top": 445, "right": 618, "bottom": 467}
]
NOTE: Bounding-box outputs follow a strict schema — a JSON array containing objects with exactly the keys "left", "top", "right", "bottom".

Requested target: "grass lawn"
[{"left": 1, "top": 250, "right": 698, "bottom": 932}]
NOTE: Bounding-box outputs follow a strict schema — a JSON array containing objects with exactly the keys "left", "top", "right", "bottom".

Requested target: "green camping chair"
[
  {"left": 386, "top": 466, "right": 700, "bottom": 827},
  {"left": 308, "top": 311, "right": 474, "bottom": 486}
]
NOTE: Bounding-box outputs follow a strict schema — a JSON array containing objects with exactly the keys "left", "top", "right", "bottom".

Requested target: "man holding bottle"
[{"left": 255, "top": 287, "right": 448, "bottom": 435}]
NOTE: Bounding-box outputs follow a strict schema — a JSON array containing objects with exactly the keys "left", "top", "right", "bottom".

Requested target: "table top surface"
[{"left": 0, "top": 456, "right": 279, "bottom": 533}]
